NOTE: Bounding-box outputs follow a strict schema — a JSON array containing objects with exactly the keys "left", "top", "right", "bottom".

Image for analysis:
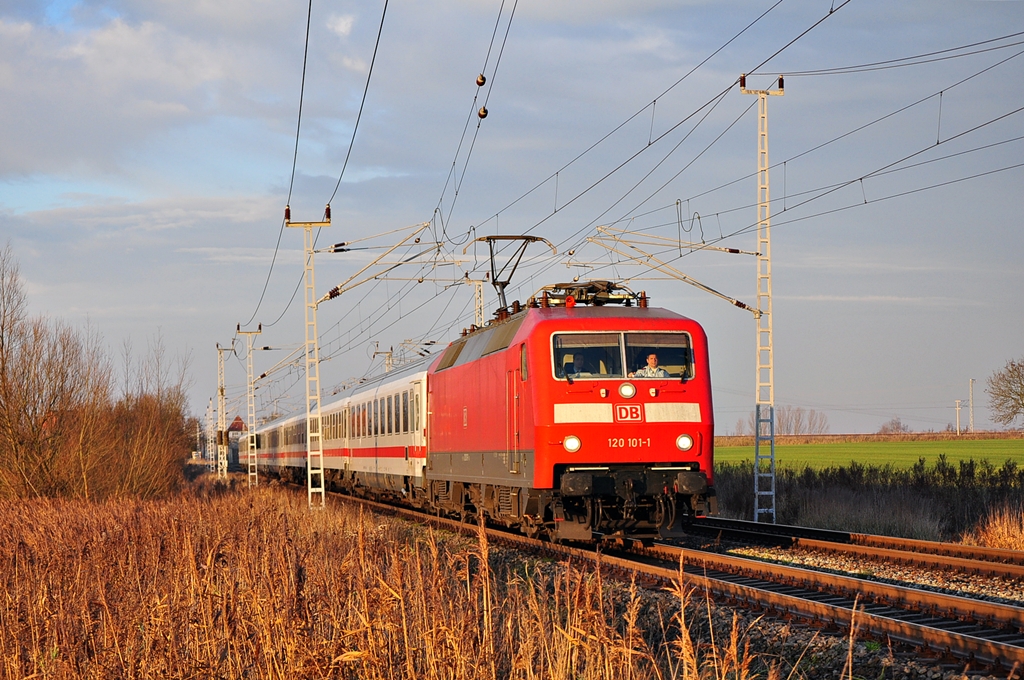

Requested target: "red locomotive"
[{"left": 253, "top": 281, "right": 716, "bottom": 540}]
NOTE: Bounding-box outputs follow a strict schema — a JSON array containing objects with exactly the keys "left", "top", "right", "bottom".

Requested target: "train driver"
[
  {"left": 569, "top": 350, "right": 597, "bottom": 377},
  {"left": 629, "top": 352, "right": 670, "bottom": 378}
]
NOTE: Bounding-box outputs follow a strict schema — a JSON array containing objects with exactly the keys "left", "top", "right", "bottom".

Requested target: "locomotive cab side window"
[{"left": 624, "top": 332, "right": 694, "bottom": 379}]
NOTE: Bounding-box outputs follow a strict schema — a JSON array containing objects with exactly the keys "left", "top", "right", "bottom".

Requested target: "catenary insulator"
[
  {"left": 284, "top": 204, "right": 291, "bottom": 222},
  {"left": 739, "top": 74, "right": 746, "bottom": 89},
  {"left": 325, "top": 203, "right": 332, "bottom": 220},
  {"left": 778, "top": 75, "right": 784, "bottom": 91},
  {"left": 478, "top": 106, "right": 488, "bottom": 119},
  {"left": 476, "top": 73, "right": 486, "bottom": 87}
]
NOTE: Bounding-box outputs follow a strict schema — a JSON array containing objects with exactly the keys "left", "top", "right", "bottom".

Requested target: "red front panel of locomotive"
[{"left": 526, "top": 306, "right": 714, "bottom": 489}]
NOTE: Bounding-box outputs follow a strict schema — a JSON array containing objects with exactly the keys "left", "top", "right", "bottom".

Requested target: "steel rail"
[
  {"left": 319, "top": 489, "right": 1024, "bottom": 672},
  {"left": 692, "top": 516, "right": 1024, "bottom": 577}
]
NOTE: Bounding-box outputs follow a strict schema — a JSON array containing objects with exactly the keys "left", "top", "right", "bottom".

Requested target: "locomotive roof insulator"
[{"left": 476, "top": 73, "right": 486, "bottom": 87}]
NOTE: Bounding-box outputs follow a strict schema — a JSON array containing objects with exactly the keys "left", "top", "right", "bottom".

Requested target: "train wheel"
[{"left": 585, "top": 498, "right": 603, "bottom": 532}]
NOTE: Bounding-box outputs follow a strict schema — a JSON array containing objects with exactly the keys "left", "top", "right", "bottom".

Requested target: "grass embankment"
[
  {"left": 2, "top": 481, "right": 1021, "bottom": 677},
  {"left": 713, "top": 446, "right": 1024, "bottom": 543},
  {"left": 1, "top": 483, "right": 814, "bottom": 679}
]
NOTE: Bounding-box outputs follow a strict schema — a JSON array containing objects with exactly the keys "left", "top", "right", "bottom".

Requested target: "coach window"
[
  {"left": 552, "top": 333, "right": 623, "bottom": 379},
  {"left": 393, "top": 395, "right": 400, "bottom": 434},
  {"left": 415, "top": 392, "right": 421, "bottom": 431},
  {"left": 624, "top": 332, "right": 693, "bottom": 379},
  {"left": 385, "top": 396, "right": 392, "bottom": 435},
  {"left": 402, "top": 392, "right": 410, "bottom": 432},
  {"left": 520, "top": 343, "right": 528, "bottom": 380}
]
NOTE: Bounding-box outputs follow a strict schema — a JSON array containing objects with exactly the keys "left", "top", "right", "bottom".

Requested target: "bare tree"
[
  {"left": 0, "top": 245, "right": 191, "bottom": 500},
  {"left": 806, "top": 409, "right": 829, "bottom": 434},
  {"left": 739, "top": 406, "right": 830, "bottom": 436},
  {"left": 987, "top": 358, "right": 1024, "bottom": 428},
  {"left": 878, "top": 417, "right": 910, "bottom": 434}
]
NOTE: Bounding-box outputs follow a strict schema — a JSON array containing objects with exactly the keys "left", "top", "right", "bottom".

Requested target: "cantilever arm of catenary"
[
  {"left": 596, "top": 225, "right": 760, "bottom": 256},
  {"left": 255, "top": 344, "right": 306, "bottom": 383},
  {"left": 587, "top": 235, "right": 760, "bottom": 317},
  {"left": 316, "top": 222, "right": 434, "bottom": 305}
]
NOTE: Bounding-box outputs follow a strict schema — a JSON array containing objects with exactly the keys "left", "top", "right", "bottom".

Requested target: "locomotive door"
[{"left": 505, "top": 369, "right": 521, "bottom": 474}]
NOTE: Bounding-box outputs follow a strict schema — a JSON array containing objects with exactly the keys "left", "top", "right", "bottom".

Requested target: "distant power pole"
[
  {"left": 969, "top": 378, "right": 975, "bottom": 433},
  {"left": 216, "top": 343, "right": 232, "bottom": 480},
  {"left": 471, "top": 278, "right": 486, "bottom": 327},
  {"left": 741, "top": 73, "right": 784, "bottom": 524},
  {"left": 205, "top": 398, "right": 216, "bottom": 472},
  {"left": 955, "top": 399, "right": 965, "bottom": 436},
  {"left": 238, "top": 323, "right": 262, "bottom": 488},
  {"left": 373, "top": 343, "right": 395, "bottom": 372}
]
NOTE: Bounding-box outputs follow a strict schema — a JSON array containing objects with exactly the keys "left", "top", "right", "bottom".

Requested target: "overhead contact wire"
[
  {"left": 328, "top": 0, "right": 391, "bottom": 205},
  {"left": 443, "top": 0, "right": 520, "bottom": 236},
  {"left": 242, "top": 0, "right": 314, "bottom": 328}
]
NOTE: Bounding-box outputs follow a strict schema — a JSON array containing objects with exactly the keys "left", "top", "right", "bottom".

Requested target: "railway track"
[
  {"left": 319, "top": 488, "right": 1024, "bottom": 674},
  {"left": 691, "top": 516, "right": 1024, "bottom": 580}
]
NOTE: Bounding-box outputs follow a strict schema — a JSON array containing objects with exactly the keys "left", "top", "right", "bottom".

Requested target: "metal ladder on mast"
[
  {"left": 754, "top": 404, "right": 776, "bottom": 523},
  {"left": 303, "top": 224, "right": 325, "bottom": 509},
  {"left": 286, "top": 207, "right": 330, "bottom": 510}
]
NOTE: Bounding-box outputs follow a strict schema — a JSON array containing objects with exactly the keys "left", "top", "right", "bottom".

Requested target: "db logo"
[{"left": 615, "top": 404, "right": 644, "bottom": 422}]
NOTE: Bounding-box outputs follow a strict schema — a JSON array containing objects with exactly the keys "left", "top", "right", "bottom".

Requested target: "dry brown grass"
[
  {"left": 0, "top": 482, "right": 841, "bottom": 679},
  {"left": 961, "top": 503, "right": 1024, "bottom": 551}
]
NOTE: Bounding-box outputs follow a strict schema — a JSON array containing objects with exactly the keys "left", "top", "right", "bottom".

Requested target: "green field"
[{"left": 714, "top": 439, "right": 1024, "bottom": 470}]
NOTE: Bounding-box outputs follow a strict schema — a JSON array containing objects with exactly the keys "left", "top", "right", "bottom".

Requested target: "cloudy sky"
[{"left": 2, "top": 0, "right": 1023, "bottom": 434}]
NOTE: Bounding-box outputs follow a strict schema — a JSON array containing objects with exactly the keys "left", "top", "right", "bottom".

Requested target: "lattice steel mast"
[
  {"left": 205, "top": 397, "right": 215, "bottom": 472},
  {"left": 286, "top": 204, "right": 331, "bottom": 509},
  {"left": 741, "top": 73, "right": 784, "bottom": 524},
  {"left": 216, "top": 343, "right": 232, "bottom": 480},
  {"left": 238, "top": 323, "right": 262, "bottom": 487}
]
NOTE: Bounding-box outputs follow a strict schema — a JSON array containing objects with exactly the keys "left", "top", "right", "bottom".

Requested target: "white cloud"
[
  {"left": 341, "top": 56, "right": 367, "bottom": 73},
  {"left": 327, "top": 14, "right": 355, "bottom": 38},
  {"left": 66, "top": 19, "right": 225, "bottom": 91}
]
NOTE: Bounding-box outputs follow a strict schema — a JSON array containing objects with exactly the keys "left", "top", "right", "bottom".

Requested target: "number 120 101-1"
[{"left": 608, "top": 438, "right": 651, "bottom": 448}]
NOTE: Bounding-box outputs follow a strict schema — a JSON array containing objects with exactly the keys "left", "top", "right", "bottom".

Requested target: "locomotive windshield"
[
  {"left": 553, "top": 333, "right": 624, "bottom": 378},
  {"left": 552, "top": 332, "right": 693, "bottom": 380}
]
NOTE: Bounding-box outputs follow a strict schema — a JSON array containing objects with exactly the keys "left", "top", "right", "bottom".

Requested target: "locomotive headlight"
[
  {"left": 563, "top": 435, "right": 582, "bottom": 453},
  {"left": 675, "top": 434, "right": 694, "bottom": 451},
  {"left": 618, "top": 382, "right": 637, "bottom": 399}
]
